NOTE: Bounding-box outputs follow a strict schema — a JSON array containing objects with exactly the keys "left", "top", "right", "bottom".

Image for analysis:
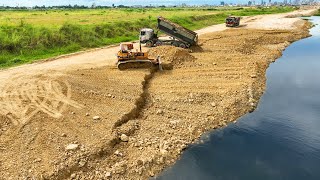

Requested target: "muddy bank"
[{"left": 0, "top": 17, "right": 312, "bottom": 180}]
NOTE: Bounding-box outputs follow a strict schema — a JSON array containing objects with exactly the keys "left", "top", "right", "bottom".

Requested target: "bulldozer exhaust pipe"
[{"left": 157, "top": 56, "right": 163, "bottom": 71}]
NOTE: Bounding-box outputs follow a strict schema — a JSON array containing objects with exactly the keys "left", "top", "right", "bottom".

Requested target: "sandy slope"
[{"left": 0, "top": 8, "right": 317, "bottom": 179}]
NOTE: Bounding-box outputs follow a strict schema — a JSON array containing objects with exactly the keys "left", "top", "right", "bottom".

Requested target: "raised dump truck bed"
[
  {"left": 139, "top": 17, "right": 198, "bottom": 48},
  {"left": 157, "top": 16, "right": 198, "bottom": 47}
]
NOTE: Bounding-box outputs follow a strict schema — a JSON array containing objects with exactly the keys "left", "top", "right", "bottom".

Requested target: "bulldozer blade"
[{"left": 117, "top": 61, "right": 157, "bottom": 70}]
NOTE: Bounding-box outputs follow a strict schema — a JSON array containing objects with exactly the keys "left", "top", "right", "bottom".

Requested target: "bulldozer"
[{"left": 116, "top": 43, "right": 162, "bottom": 70}]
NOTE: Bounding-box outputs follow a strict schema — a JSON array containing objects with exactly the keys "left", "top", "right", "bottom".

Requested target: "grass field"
[
  {"left": 315, "top": 9, "right": 320, "bottom": 16},
  {"left": 0, "top": 6, "right": 296, "bottom": 68}
]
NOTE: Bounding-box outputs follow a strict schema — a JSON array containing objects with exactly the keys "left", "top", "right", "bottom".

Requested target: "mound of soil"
[{"left": 148, "top": 46, "right": 195, "bottom": 66}]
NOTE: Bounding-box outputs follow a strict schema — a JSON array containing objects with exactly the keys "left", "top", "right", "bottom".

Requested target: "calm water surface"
[{"left": 157, "top": 17, "right": 320, "bottom": 180}]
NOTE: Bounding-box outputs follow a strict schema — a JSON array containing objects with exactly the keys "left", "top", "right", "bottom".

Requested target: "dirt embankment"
[
  {"left": 0, "top": 11, "right": 313, "bottom": 180},
  {"left": 81, "top": 22, "right": 310, "bottom": 180}
]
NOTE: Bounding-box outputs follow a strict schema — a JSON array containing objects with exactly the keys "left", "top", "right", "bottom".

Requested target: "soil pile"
[{"left": 148, "top": 46, "right": 195, "bottom": 66}]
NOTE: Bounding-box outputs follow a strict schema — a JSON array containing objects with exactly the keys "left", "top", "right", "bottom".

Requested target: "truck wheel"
[
  {"left": 172, "top": 42, "right": 179, "bottom": 47},
  {"left": 146, "top": 41, "right": 153, "bottom": 47},
  {"left": 179, "top": 43, "right": 186, "bottom": 49},
  {"left": 155, "top": 41, "right": 163, "bottom": 46}
]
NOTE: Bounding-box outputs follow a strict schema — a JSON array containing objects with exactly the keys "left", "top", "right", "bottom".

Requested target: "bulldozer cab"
[{"left": 120, "top": 43, "right": 134, "bottom": 52}]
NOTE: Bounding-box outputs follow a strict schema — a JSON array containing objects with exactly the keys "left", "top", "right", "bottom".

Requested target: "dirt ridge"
[
  {"left": 113, "top": 70, "right": 154, "bottom": 129},
  {"left": 48, "top": 67, "right": 163, "bottom": 179}
]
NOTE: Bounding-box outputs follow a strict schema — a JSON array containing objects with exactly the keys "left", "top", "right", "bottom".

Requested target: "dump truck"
[
  {"left": 226, "top": 16, "right": 240, "bottom": 27},
  {"left": 139, "top": 16, "right": 198, "bottom": 48},
  {"left": 116, "top": 43, "right": 162, "bottom": 70}
]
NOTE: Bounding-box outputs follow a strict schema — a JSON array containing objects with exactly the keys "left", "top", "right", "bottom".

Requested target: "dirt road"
[{"left": 0, "top": 8, "right": 317, "bottom": 179}]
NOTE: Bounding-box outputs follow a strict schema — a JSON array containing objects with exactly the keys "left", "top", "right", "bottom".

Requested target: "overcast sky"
[{"left": 0, "top": 0, "right": 255, "bottom": 7}]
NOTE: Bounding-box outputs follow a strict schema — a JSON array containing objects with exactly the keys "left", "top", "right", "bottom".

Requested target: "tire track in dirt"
[{"left": 0, "top": 75, "right": 83, "bottom": 126}]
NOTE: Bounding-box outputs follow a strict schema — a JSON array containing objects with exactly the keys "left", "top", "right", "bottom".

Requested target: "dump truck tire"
[
  {"left": 172, "top": 42, "right": 179, "bottom": 47},
  {"left": 146, "top": 41, "right": 153, "bottom": 47},
  {"left": 179, "top": 43, "right": 186, "bottom": 49},
  {"left": 155, "top": 41, "right": 163, "bottom": 46}
]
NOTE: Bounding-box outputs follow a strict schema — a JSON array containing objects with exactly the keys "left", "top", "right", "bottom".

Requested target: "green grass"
[
  {"left": 0, "top": 6, "right": 296, "bottom": 68},
  {"left": 314, "top": 9, "right": 320, "bottom": 16}
]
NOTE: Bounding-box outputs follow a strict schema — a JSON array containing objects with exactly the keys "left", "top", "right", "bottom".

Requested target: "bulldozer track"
[{"left": 0, "top": 76, "right": 83, "bottom": 126}]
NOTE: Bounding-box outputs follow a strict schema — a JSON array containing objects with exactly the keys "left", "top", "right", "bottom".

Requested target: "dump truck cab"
[
  {"left": 226, "top": 16, "right": 240, "bottom": 27},
  {"left": 140, "top": 28, "right": 157, "bottom": 46}
]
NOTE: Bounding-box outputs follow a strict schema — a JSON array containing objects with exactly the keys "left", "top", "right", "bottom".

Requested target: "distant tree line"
[{"left": 0, "top": 4, "right": 168, "bottom": 10}]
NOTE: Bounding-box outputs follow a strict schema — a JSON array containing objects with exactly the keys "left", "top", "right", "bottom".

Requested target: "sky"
[{"left": 0, "top": 0, "right": 261, "bottom": 7}]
